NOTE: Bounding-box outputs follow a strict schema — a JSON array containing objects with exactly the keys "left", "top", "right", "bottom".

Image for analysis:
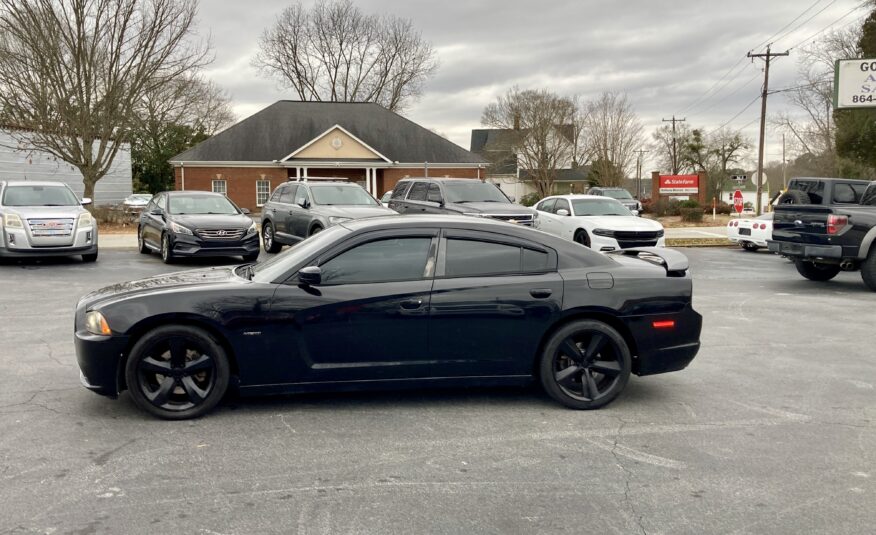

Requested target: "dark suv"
[
  {"left": 586, "top": 187, "right": 642, "bottom": 215},
  {"left": 261, "top": 178, "right": 394, "bottom": 253},
  {"left": 387, "top": 178, "right": 537, "bottom": 226}
]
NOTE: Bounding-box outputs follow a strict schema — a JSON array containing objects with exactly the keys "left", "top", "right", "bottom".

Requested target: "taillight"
[
  {"left": 652, "top": 320, "right": 675, "bottom": 329},
  {"left": 760, "top": 223, "right": 767, "bottom": 230},
  {"left": 827, "top": 215, "right": 848, "bottom": 235}
]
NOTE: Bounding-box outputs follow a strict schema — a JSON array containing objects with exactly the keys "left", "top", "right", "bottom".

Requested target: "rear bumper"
[
  {"left": 625, "top": 306, "right": 702, "bottom": 376},
  {"left": 767, "top": 240, "right": 843, "bottom": 259},
  {"left": 74, "top": 330, "right": 128, "bottom": 397}
]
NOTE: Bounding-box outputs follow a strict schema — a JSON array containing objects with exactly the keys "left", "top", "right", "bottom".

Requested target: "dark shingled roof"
[{"left": 171, "top": 101, "right": 487, "bottom": 164}]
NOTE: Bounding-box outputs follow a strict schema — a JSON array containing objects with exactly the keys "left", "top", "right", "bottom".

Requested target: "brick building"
[{"left": 170, "top": 101, "right": 488, "bottom": 212}]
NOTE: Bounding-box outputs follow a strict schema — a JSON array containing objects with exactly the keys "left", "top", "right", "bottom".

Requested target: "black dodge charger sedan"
[{"left": 75, "top": 216, "right": 702, "bottom": 419}]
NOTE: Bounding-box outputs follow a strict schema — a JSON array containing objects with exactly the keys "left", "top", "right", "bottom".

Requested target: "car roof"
[
  {"left": 397, "top": 177, "right": 484, "bottom": 183},
  {"left": 1, "top": 180, "right": 73, "bottom": 188}
]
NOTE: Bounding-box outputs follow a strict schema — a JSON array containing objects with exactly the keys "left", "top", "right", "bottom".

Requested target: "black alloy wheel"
[
  {"left": 263, "top": 222, "right": 281, "bottom": 253},
  {"left": 125, "top": 326, "right": 230, "bottom": 419},
  {"left": 160, "top": 233, "right": 174, "bottom": 264},
  {"left": 138, "top": 227, "right": 150, "bottom": 254},
  {"left": 540, "top": 320, "right": 631, "bottom": 410},
  {"left": 574, "top": 230, "right": 591, "bottom": 248},
  {"left": 794, "top": 259, "right": 841, "bottom": 282}
]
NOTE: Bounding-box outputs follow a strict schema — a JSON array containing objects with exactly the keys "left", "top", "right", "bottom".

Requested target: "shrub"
[
  {"left": 678, "top": 199, "right": 700, "bottom": 209},
  {"left": 519, "top": 192, "right": 541, "bottom": 207},
  {"left": 680, "top": 207, "right": 703, "bottom": 222},
  {"left": 91, "top": 205, "right": 137, "bottom": 225},
  {"left": 715, "top": 201, "right": 732, "bottom": 215}
]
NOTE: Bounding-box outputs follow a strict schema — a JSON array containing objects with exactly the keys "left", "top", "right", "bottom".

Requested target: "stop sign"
[{"left": 733, "top": 190, "right": 744, "bottom": 214}]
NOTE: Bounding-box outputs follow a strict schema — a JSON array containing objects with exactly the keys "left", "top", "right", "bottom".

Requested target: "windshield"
[
  {"left": 311, "top": 185, "right": 377, "bottom": 206},
  {"left": 443, "top": 181, "right": 510, "bottom": 203},
  {"left": 168, "top": 194, "right": 239, "bottom": 215},
  {"left": 601, "top": 189, "right": 633, "bottom": 200},
  {"left": 251, "top": 224, "right": 350, "bottom": 282},
  {"left": 572, "top": 198, "right": 632, "bottom": 216},
  {"left": 2, "top": 185, "right": 80, "bottom": 207}
]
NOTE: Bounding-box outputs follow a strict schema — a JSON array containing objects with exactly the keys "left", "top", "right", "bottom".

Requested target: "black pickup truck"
[{"left": 767, "top": 177, "right": 876, "bottom": 290}]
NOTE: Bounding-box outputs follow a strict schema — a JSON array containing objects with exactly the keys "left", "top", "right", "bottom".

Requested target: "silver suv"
[{"left": 0, "top": 181, "right": 98, "bottom": 262}]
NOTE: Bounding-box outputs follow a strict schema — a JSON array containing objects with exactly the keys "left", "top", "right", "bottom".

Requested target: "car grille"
[
  {"left": 197, "top": 228, "right": 246, "bottom": 240},
  {"left": 613, "top": 230, "right": 662, "bottom": 240},
  {"left": 483, "top": 214, "right": 535, "bottom": 226},
  {"left": 616, "top": 240, "right": 659, "bottom": 248},
  {"left": 27, "top": 218, "right": 74, "bottom": 237}
]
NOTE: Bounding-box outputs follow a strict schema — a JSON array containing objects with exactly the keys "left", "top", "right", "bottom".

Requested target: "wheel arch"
[
  {"left": 533, "top": 309, "right": 640, "bottom": 377},
  {"left": 309, "top": 221, "right": 324, "bottom": 235},
  {"left": 857, "top": 226, "right": 876, "bottom": 259},
  {"left": 117, "top": 314, "right": 240, "bottom": 392}
]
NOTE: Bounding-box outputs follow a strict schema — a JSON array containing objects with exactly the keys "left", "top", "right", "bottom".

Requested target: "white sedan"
[
  {"left": 534, "top": 195, "right": 665, "bottom": 251},
  {"left": 728, "top": 212, "right": 773, "bottom": 251}
]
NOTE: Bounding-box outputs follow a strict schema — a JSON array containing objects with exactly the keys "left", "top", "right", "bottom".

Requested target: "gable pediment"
[{"left": 282, "top": 125, "right": 389, "bottom": 161}]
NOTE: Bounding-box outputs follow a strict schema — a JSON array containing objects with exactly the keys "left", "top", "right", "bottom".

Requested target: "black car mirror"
[
  {"left": 298, "top": 266, "right": 322, "bottom": 286},
  {"left": 150, "top": 208, "right": 164, "bottom": 216},
  {"left": 297, "top": 199, "right": 309, "bottom": 209}
]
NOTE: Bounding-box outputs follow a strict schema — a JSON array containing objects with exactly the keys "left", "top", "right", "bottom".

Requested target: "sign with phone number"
[{"left": 835, "top": 59, "right": 876, "bottom": 109}]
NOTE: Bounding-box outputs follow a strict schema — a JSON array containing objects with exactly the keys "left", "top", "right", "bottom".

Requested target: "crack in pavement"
[{"left": 609, "top": 417, "right": 647, "bottom": 535}]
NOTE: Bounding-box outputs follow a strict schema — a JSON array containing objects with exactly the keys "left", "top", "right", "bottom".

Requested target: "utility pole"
[
  {"left": 633, "top": 149, "right": 649, "bottom": 199},
  {"left": 662, "top": 115, "right": 686, "bottom": 174},
  {"left": 748, "top": 44, "right": 789, "bottom": 215},
  {"left": 782, "top": 133, "right": 787, "bottom": 190}
]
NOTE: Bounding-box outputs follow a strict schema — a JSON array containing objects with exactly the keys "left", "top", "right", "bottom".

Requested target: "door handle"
[
  {"left": 400, "top": 298, "right": 423, "bottom": 310},
  {"left": 529, "top": 288, "right": 553, "bottom": 298}
]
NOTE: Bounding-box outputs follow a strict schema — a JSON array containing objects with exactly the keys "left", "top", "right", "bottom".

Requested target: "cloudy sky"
[{"left": 197, "top": 0, "right": 868, "bottom": 171}]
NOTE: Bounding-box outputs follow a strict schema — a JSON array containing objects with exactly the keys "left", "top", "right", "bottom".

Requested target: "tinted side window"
[
  {"left": 408, "top": 182, "right": 428, "bottom": 201},
  {"left": 426, "top": 184, "right": 443, "bottom": 203},
  {"left": 269, "top": 186, "right": 284, "bottom": 202},
  {"left": 445, "top": 239, "right": 520, "bottom": 277},
  {"left": 153, "top": 194, "right": 165, "bottom": 211},
  {"left": 294, "top": 186, "right": 309, "bottom": 206},
  {"left": 537, "top": 198, "right": 556, "bottom": 213},
  {"left": 554, "top": 198, "right": 571, "bottom": 213},
  {"left": 522, "top": 248, "right": 550, "bottom": 271},
  {"left": 861, "top": 185, "right": 876, "bottom": 206},
  {"left": 320, "top": 238, "right": 432, "bottom": 284},
  {"left": 833, "top": 184, "right": 857, "bottom": 204},
  {"left": 279, "top": 185, "right": 297, "bottom": 203},
  {"left": 391, "top": 182, "right": 411, "bottom": 199}
]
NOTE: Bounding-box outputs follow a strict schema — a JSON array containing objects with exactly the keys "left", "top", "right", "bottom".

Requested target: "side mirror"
[
  {"left": 297, "top": 199, "right": 309, "bottom": 209},
  {"left": 630, "top": 209, "right": 640, "bottom": 216},
  {"left": 298, "top": 266, "right": 322, "bottom": 286},
  {"left": 150, "top": 208, "right": 164, "bottom": 216},
  {"left": 241, "top": 208, "right": 251, "bottom": 215},
  {"left": 556, "top": 209, "right": 570, "bottom": 216},
  {"left": 81, "top": 197, "right": 92, "bottom": 206}
]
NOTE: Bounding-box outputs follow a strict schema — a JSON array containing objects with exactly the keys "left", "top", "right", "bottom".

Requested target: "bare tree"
[
  {"left": 579, "top": 92, "right": 643, "bottom": 187},
  {"left": 254, "top": 0, "right": 437, "bottom": 113},
  {"left": 482, "top": 88, "right": 575, "bottom": 198},
  {"left": 0, "top": 0, "right": 210, "bottom": 200},
  {"left": 651, "top": 122, "right": 694, "bottom": 175},
  {"left": 705, "top": 128, "right": 750, "bottom": 199}
]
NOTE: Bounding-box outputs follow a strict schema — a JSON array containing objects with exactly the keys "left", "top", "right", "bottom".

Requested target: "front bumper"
[
  {"left": 1, "top": 225, "right": 97, "bottom": 257},
  {"left": 170, "top": 232, "right": 260, "bottom": 258},
  {"left": 74, "top": 330, "right": 129, "bottom": 397},
  {"left": 591, "top": 234, "right": 665, "bottom": 253},
  {"left": 767, "top": 240, "right": 843, "bottom": 259},
  {"left": 625, "top": 306, "right": 703, "bottom": 376}
]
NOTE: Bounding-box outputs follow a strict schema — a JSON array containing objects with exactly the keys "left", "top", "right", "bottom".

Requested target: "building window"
[
  {"left": 256, "top": 180, "right": 271, "bottom": 206},
  {"left": 212, "top": 179, "right": 227, "bottom": 195}
]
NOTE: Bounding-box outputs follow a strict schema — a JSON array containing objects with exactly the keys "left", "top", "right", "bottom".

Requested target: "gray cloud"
[{"left": 197, "top": 0, "right": 865, "bottom": 170}]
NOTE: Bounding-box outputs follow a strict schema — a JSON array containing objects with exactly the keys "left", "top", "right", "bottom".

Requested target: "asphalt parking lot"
[{"left": 0, "top": 247, "right": 873, "bottom": 534}]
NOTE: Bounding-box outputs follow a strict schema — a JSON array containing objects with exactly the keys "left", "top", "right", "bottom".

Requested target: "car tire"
[
  {"left": 309, "top": 225, "right": 323, "bottom": 237},
  {"left": 861, "top": 249, "right": 876, "bottom": 291},
  {"left": 242, "top": 252, "right": 259, "bottom": 262},
  {"left": 777, "top": 190, "right": 810, "bottom": 205},
  {"left": 125, "top": 325, "right": 230, "bottom": 420},
  {"left": 82, "top": 252, "right": 98, "bottom": 263},
  {"left": 539, "top": 320, "right": 631, "bottom": 410},
  {"left": 573, "top": 229, "right": 591, "bottom": 248},
  {"left": 160, "top": 233, "right": 174, "bottom": 264},
  {"left": 742, "top": 242, "right": 759, "bottom": 252},
  {"left": 794, "top": 259, "right": 841, "bottom": 281},
  {"left": 262, "top": 222, "right": 282, "bottom": 254},
  {"left": 138, "top": 227, "right": 150, "bottom": 254}
]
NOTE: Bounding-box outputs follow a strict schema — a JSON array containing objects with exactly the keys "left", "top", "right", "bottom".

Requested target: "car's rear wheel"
[
  {"left": 125, "top": 325, "right": 230, "bottom": 420},
  {"left": 573, "top": 229, "right": 591, "bottom": 248},
  {"left": 263, "top": 222, "right": 281, "bottom": 253},
  {"left": 860, "top": 249, "right": 876, "bottom": 291},
  {"left": 794, "top": 259, "right": 841, "bottom": 281},
  {"left": 160, "top": 233, "right": 174, "bottom": 264},
  {"left": 310, "top": 225, "right": 323, "bottom": 237},
  {"left": 138, "top": 227, "right": 150, "bottom": 254},
  {"left": 742, "top": 242, "right": 759, "bottom": 252},
  {"left": 540, "top": 320, "right": 631, "bottom": 410}
]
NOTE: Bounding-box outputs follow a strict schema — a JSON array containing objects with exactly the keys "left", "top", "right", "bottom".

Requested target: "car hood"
[
  {"left": 81, "top": 267, "right": 239, "bottom": 308},
  {"left": 171, "top": 213, "right": 253, "bottom": 230},
  {"left": 3, "top": 205, "right": 86, "bottom": 218},
  {"left": 316, "top": 205, "right": 397, "bottom": 218},
  {"left": 574, "top": 215, "right": 663, "bottom": 230},
  {"left": 446, "top": 202, "right": 534, "bottom": 214}
]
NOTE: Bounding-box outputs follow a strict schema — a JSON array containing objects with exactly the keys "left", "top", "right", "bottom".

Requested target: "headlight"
[
  {"left": 328, "top": 216, "right": 352, "bottom": 225},
  {"left": 84, "top": 310, "right": 111, "bottom": 335},
  {"left": 3, "top": 213, "right": 23, "bottom": 228},
  {"left": 593, "top": 228, "right": 615, "bottom": 237},
  {"left": 78, "top": 211, "right": 94, "bottom": 228},
  {"left": 656, "top": 229, "right": 665, "bottom": 237},
  {"left": 170, "top": 221, "right": 193, "bottom": 235},
  {"left": 245, "top": 221, "right": 257, "bottom": 235}
]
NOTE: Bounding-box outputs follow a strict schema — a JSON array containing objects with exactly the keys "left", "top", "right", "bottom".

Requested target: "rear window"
[
  {"left": 788, "top": 180, "right": 825, "bottom": 204},
  {"left": 832, "top": 183, "right": 858, "bottom": 204}
]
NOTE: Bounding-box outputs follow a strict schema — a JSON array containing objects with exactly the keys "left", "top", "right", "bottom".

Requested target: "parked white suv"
[{"left": 0, "top": 181, "right": 98, "bottom": 262}]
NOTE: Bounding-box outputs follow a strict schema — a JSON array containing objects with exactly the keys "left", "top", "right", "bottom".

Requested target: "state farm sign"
[{"left": 658, "top": 174, "right": 699, "bottom": 195}]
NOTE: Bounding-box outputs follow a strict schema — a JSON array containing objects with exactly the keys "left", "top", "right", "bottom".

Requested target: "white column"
[{"left": 365, "top": 168, "right": 372, "bottom": 195}]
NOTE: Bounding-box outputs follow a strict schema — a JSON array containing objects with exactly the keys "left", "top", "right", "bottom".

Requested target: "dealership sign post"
[
  {"left": 834, "top": 59, "right": 876, "bottom": 109},
  {"left": 658, "top": 174, "right": 699, "bottom": 195}
]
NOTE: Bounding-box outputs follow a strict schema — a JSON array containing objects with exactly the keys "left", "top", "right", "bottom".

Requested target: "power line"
[
  {"left": 694, "top": 70, "right": 762, "bottom": 116},
  {"left": 751, "top": 0, "right": 825, "bottom": 51},
  {"left": 788, "top": 1, "right": 870, "bottom": 50},
  {"left": 772, "top": 0, "right": 839, "bottom": 46},
  {"left": 717, "top": 94, "right": 762, "bottom": 130}
]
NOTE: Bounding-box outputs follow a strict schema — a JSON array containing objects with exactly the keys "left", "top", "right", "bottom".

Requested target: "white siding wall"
[{"left": 0, "top": 130, "right": 132, "bottom": 205}]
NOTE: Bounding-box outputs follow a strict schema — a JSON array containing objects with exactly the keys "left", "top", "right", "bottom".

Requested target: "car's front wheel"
[
  {"left": 794, "top": 259, "right": 841, "bottom": 281},
  {"left": 125, "top": 325, "right": 230, "bottom": 420},
  {"left": 573, "top": 229, "right": 591, "bottom": 248},
  {"left": 160, "top": 233, "right": 174, "bottom": 264},
  {"left": 138, "top": 227, "right": 150, "bottom": 254},
  {"left": 540, "top": 320, "right": 631, "bottom": 410}
]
